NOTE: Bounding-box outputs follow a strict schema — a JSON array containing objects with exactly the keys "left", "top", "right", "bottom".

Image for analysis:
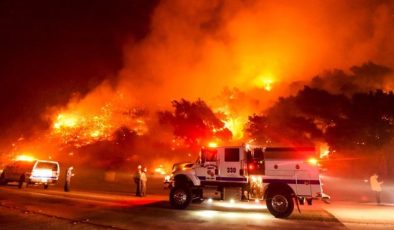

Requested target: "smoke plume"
[{"left": 3, "top": 0, "right": 394, "bottom": 170}]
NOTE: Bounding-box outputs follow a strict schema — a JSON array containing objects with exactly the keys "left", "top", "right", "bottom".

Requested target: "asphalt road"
[{"left": 0, "top": 183, "right": 393, "bottom": 230}]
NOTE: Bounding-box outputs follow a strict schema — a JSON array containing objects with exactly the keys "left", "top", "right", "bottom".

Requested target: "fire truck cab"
[{"left": 168, "top": 145, "right": 329, "bottom": 218}]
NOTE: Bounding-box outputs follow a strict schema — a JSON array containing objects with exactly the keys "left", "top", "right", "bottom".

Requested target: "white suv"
[{"left": 0, "top": 160, "right": 60, "bottom": 189}]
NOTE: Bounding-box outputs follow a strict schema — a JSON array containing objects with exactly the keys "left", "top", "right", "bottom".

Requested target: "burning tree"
[{"left": 158, "top": 99, "right": 232, "bottom": 149}]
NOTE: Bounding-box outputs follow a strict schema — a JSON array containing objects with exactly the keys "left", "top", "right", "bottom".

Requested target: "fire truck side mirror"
[{"left": 240, "top": 169, "right": 244, "bottom": 176}]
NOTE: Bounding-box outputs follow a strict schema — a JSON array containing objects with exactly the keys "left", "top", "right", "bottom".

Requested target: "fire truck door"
[
  {"left": 295, "top": 171, "right": 312, "bottom": 196},
  {"left": 202, "top": 148, "right": 218, "bottom": 181},
  {"left": 218, "top": 148, "right": 243, "bottom": 181}
]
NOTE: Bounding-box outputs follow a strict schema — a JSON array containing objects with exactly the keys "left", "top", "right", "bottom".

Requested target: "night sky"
[{"left": 0, "top": 0, "right": 158, "bottom": 139}]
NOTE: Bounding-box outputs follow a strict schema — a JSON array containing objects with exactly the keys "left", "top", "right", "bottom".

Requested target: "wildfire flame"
[
  {"left": 319, "top": 143, "right": 331, "bottom": 158},
  {"left": 50, "top": 104, "right": 148, "bottom": 147},
  {"left": 52, "top": 112, "right": 111, "bottom": 146},
  {"left": 215, "top": 105, "right": 247, "bottom": 141},
  {"left": 262, "top": 79, "right": 274, "bottom": 92},
  {"left": 53, "top": 114, "right": 78, "bottom": 129},
  {"left": 223, "top": 117, "right": 245, "bottom": 140},
  {"left": 254, "top": 75, "right": 275, "bottom": 92}
]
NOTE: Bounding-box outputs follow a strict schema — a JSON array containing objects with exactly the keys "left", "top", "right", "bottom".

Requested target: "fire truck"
[{"left": 167, "top": 145, "right": 330, "bottom": 218}]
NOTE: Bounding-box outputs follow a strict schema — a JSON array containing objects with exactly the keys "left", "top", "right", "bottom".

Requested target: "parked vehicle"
[
  {"left": 167, "top": 145, "right": 330, "bottom": 218},
  {"left": 0, "top": 159, "right": 60, "bottom": 189}
]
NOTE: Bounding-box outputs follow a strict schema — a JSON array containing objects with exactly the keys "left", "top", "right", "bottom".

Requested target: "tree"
[
  {"left": 246, "top": 89, "right": 326, "bottom": 146},
  {"left": 246, "top": 87, "right": 394, "bottom": 177},
  {"left": 158, "top": 99, "right": 232, "bottom": 147}
]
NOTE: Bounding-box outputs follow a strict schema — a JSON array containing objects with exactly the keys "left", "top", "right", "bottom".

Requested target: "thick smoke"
[
  {"left": 3, "top": 0, "right": 394, "bottom": 170},
  {"left": 118, "top": 0, "right": 394, "bottom": 108}
]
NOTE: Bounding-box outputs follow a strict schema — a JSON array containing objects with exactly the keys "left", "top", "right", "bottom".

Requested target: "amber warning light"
[
  {"left": 15, "top": 155, "right": 36, "bottom": 162},
  {"left": 307, "top": 158, "right": 318, "bottom": 166},
  {"left": 208, "top": 142, "right": 218, "bottom": 148}
]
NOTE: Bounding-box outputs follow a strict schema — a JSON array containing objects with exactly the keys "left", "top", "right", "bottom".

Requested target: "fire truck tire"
[
  {"left": 266, "top": 190, "right": 294, "bottom": 218},
  {"left": 18, "top": 175, "right": 25, "bottom": 189},
  {"left": 170, "top": 186, "right": 192, "bottom": 209}
]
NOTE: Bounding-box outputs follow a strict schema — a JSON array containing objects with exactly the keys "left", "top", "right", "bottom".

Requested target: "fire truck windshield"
[{"left": 201, "top": 148, "right": 217, "bottom": 163}]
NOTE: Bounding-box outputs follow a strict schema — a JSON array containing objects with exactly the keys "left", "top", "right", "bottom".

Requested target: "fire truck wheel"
[
  {"left": 266, "top": 190, "right": 294, "bottom": 218},
  {"left": 170, "top": 186, "right": 192, "bottom": 209},
  {"left": 18, "top": 175, "right": 25, "bottom": 189}
]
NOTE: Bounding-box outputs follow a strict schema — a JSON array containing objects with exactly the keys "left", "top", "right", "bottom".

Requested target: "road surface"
[{"left": 0, "top": 183, "right": 393, "bottom": 230}]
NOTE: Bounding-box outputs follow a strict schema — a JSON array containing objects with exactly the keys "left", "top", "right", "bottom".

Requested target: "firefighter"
[
  {"left": 134, "top": 165, "right": 142, "bottom": 196},
  {"left": 64, "top": 166, "right": 74, "bottom": 192},
  {"left": 370, "top": 173, "right": 384, "bottom": 205},
  {"left": 140, "top": 167, "right": 148, "bottom": 197}
]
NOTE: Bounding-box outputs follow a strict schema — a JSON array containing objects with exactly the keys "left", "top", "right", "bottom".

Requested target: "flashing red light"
[
  {"left": 307, "top": 158, "right": 318, "bottom": 166},
  {"left": 208, "top": 142, "right": 218, "bottom": 148},
  {"left": 248, "top": 164, "right": 254, "bottom": 170}
]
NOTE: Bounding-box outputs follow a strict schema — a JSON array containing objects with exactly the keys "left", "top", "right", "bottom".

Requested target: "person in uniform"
[
  {"left": 140, "top": 167, "right": 148, "bottom": 196},
  {"left": 370, "top": 173, "right": 384, "bottom": 205},
  {"left": 134, "top": 165, "right": 142, "bottom": 196},
  {"left": 64, "top": 166, "right": 74, "bottom": 192}
]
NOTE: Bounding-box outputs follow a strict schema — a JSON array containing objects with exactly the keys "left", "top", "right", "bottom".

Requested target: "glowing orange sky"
[
  {"left": 119, "top": 0, "right": 394, "bottom": 108},
  {"left": 7, "top": 0, "right": 394, "bottom": 160}
]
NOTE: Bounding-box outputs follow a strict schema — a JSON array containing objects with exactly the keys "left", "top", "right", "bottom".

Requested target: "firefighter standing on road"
[
  {"left": 64, "top": 166, "right": 74, "bottom": 192},
  {"left": 140, "top": 167, "right": 147, "bottom": 196},
  {"left": 370, "top": 173, "right": 384, "bottom": 205},
  {"left": 134, "top": 165, "right": 142, "bottom": 196}
]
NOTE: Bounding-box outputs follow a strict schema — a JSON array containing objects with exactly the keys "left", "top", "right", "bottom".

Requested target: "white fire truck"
[{"left": 167, "top": 145, "right": 330, "bottom": 218}]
